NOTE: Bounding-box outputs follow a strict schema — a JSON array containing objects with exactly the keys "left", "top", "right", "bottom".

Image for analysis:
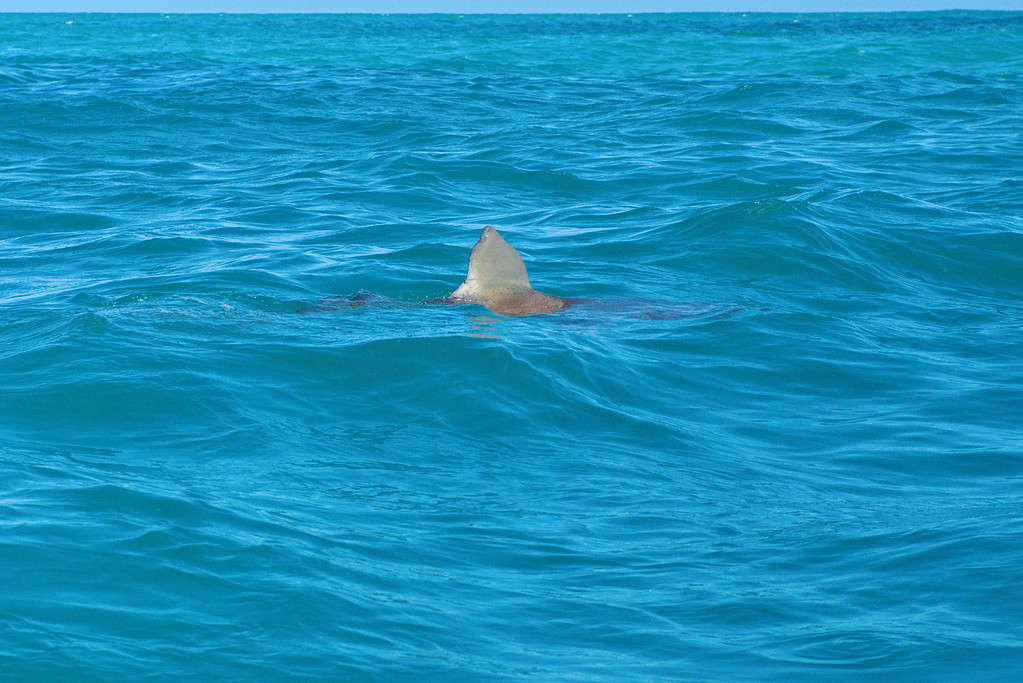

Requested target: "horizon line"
[{"left": 5, "top": 7, "right": 1018, "bottom": 13}]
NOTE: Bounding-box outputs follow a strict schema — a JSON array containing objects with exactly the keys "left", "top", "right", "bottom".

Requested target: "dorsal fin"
[
  {"left": 450, "top": 226, "right": 531, "bottom": 300},
  {"left": 448, "top": 226, "right": 567, "bottom": 316}
]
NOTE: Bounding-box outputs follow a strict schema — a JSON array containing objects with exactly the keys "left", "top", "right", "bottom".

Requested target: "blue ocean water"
[{"left": 2, "top": 10, "right": 1022, "bottom": 679}]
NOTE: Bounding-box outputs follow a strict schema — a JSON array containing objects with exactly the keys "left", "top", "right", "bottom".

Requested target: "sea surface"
[{"left": 2, "top": 11, "right": 1022, "bottom": 680}]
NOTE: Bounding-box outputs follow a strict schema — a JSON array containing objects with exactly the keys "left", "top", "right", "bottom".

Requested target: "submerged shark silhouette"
[
  {"left": 318, "top": 227, "right": 727, "bottom": 321},
  {"left": 445, "top": 226, "right": 569, "bottom": 317}
]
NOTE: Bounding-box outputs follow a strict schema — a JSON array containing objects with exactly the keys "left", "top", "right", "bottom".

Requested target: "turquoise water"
[{"left": 2, "top": 11, "right": 1023, "bottom": 679}]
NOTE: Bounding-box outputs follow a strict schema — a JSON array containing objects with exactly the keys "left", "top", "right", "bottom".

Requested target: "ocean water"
[{"left": 2, "top": 11, "right": 1022, "bottom": 679}]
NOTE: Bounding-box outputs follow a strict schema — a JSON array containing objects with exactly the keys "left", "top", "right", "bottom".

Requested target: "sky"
[{"left": 5, "top": 0, "right": 1021, "bottom": 12}]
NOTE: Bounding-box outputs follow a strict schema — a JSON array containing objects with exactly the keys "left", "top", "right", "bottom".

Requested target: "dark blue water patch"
[{"left": 0, "top": 206, "right": 121, "bottom": 234}]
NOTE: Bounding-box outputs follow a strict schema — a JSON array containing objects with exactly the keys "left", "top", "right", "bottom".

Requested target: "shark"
[
  {"left": 316, "top": 227, "right": 722, "bottom": 320},
  {"left": 445, "top": 226, "right": 569, "bottom": 317}
]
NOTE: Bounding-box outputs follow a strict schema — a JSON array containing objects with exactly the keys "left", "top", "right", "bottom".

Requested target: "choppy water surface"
[{"left": 2, "top": 12, "right": 1022, "bottom": 679}]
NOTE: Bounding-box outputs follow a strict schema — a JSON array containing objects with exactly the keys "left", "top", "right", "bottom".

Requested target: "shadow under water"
[{"left": 315, "top": 290, "right": 743, "bottom": 322}]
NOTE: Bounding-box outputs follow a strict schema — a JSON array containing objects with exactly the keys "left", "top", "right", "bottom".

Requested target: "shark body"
[{"left": 319, "top": 227, "right": 716, "bottom": 320}]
